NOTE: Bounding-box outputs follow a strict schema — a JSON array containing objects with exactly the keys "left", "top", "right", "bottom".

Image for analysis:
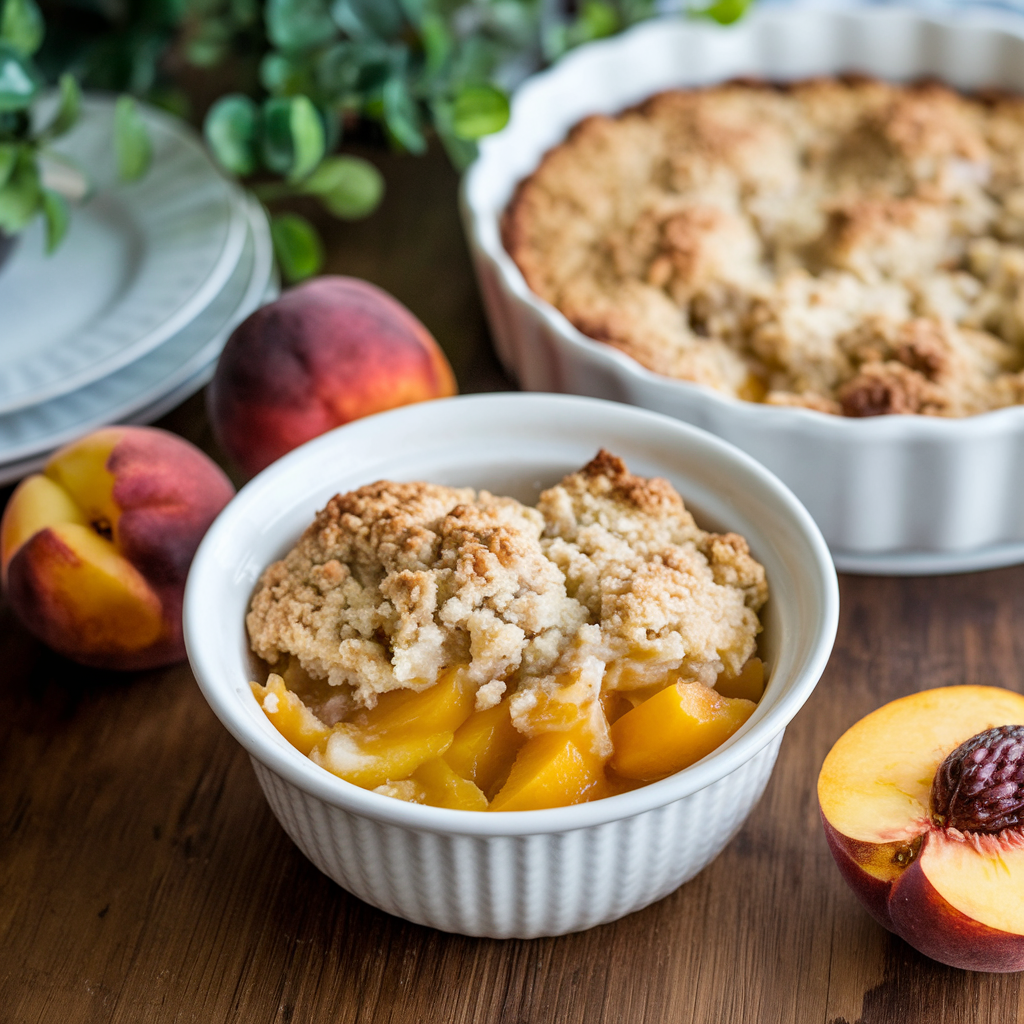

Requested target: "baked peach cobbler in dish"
[
  {"left": 247, "top": 452, "right": 768, "bottom": 811},
  {"left": 504, "top": 78, "right": 1024, "bottom": 417}
]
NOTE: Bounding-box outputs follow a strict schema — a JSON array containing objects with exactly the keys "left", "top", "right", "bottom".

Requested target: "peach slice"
[
  {"left": 310, "top": 726, "right": 454, "bottom": 790},
  {"left": 489, "top": 730, "right": 604, "bottom": 812},
  {"left": 444, "top": 697, "right": 524, "bottom": 796},
  {"left": 411, "top": 758, "right": 488, "bottom": 811},
  {"left": 252, "top": 675, "right": 331, "bottom": 755},
  {"left": 609, "top": 681, "right": 756, "bottom": 781},
  {"left": 351, "top": 666, "right": 477, "bottom": 736},
  {"left": 716, "top": 657, "right": 765, "bottom": 702},
  {"left": 2, "top": 427, "right": 234, "bottom": 669},
  {"left": 818, "top": 685, "right": 1024, "bottom": 972}
]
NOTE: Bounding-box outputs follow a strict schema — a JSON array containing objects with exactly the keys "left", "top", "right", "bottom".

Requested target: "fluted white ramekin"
[
  {"left": 462, "top": 5, "right": 1024, "bottom": 575},
  {"left": 184, "top": 393, "right": 837, "bottom": 937}
]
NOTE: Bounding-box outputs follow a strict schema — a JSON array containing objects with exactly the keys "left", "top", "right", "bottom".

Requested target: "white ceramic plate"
[
  {"left": 0, "top": 96, "right": 248, "bottom": 415},
  {"left": 0, "top": 361, "right": 219, "bottom": 486},
  {"left": 0, "top": 195, "right": 275, "bottom": 481}
]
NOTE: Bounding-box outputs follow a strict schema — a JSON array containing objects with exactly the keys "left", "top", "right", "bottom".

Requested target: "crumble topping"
[
  {"left": 503, "top": 78, "right": 1024, "bottom": 417},
  {"left": 246, "top": 452, "right": 767, "bottom": 742}
]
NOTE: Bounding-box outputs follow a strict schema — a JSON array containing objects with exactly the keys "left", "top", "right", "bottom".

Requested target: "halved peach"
[{"left": 818, "top": 685, "right": 1024, "bottom": 972}]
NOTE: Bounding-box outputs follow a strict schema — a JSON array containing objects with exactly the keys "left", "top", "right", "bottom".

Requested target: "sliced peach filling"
[{"left": 251, "top": 654, "right": 765, "bottom": 812}]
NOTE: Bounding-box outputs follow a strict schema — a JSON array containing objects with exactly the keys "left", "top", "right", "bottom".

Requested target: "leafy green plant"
[
  {"left": 22, "top": 0, "right": 752, "bottom": 276},
  {"left": 0, "top": 0, "right": 151, "bottom": 251}
]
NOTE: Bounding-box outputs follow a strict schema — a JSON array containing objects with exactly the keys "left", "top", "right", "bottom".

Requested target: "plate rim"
[
  {"left": 0, "top": 96, "right": 249, "bottom": 415},
  {"left": 0, "top": 195, "right": 274, "bottom": 469}
]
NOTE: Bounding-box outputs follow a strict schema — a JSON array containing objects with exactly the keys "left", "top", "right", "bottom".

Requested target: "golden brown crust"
[
  {"left": 248, "top": 454, "right": 768, "bottom": 725},
  {"left": 505, "top": 77, "right": 1024, "bottom": 418}
]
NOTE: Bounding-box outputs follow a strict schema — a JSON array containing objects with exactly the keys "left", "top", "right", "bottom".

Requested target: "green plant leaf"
[
  {"left": 267, "top": 0, "right": 336, "bottom": 51},
  {"left": 185, "top": 21, "right": 230, "bottom": 68},
  {"left": 270, "top": 212, "right": 323, "bottom": 282},
  {"left": 578, "top": 1, "right": 618, "bottom": 40},
  {"left": 43, "top": 73, "right": 81, "bottom": 139},
  {"left": 261, "top": 97, "right": 294, "bottom": 173},
  {"left": 260, "top": 52, "right": 310, "bottom": 95},
  {"left": 261, "top": 95, "right": 325, "bottom": 178},
  {"left": 114, "top": 96, "right": 152, "bottom": 181},
  {"left": 0, "top": 42, "right": 39, "bottom": 111},
  {"left": 204, "top": 94, "right": 260, "bottom": 176},
  {"left": 700, "top": 0, "right": 751, "bottom": 26},
  {"left": 382, "top": 75, "right": 425, "bottom": 154},
  {"left": 0, "top": 148, "right": 39, "bottom": 232},
  {"left": 335, "top": 0, "right": 405, "bottom": 41},
  {"left": 0, "top": 141, "right": 16, "bottom": 189},
  {"left": 430, "top": 100, "right": 477, "bottom": 171},
  {"left": 41, "top": 188, "right": 68, "bottom": 252},
  {"left": 420, "top": 12, "right": 451, "bottom": 76},
  {"left": 301, "top": 154, "right": 383, "bottom": 218},
  {"left": 451, "top": 84, "right": 509, "bottom": 140},
  {"left": 288, "top": 94, "right": 325, "bottom": 180},
  {"left": 0, "top": 0, "right": 43, "bottom": 57}
]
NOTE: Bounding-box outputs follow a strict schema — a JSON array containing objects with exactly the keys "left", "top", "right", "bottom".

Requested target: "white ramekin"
[
  {"left": 184, "top": 393, "right": 838, "bottom": 937},
  {"left": 462, "top": 5, "right": 1024, "bottom": 575}
]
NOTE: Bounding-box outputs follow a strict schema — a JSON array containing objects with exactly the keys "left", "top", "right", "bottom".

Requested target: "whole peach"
[
  {"left": 1, "top": 426, "right": 234, "bottom": 670},
  {"left": 207, "top": 276, "right": 458, "bottom": 478}
]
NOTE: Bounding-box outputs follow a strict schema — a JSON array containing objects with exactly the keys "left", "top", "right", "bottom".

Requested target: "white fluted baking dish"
[
  {"left": 462, "top": 4, "right": 1024, "bottom": 575},
  {"left": 183, "top": 393, "right": 838, "bottom": 938}
]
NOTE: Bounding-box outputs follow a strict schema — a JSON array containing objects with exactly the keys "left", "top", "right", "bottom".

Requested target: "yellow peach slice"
[
  {"left": 14, "top": 522, "right": 163, "bottom": 653},
  {"left": 252, "top": 674, "right": 331, "bottom": 755},
  {"left": 310, "top": 726, "right": 454, "bottom": 789},
  {"left": 599, "top": 690, "right": 633, "bottom": 726},
  {"left": 444, "top": 698, "right": 524, "bottom": 795},
  {"left": 609, "top": 681, "right": 755, "bottom": 781},
  {"left": 489, "top": 732, "right": 604, "bottom": 812},
  {"left": 44, "top": 429, "right": 121, "bottom": 542},
  {"left": 353, "top": 665, "right": 476, "bottom": 736},
  {"left": 411, "top": 758, "right": 489, "bottom": 811},
  {"left": 716, "top": 657, "right": 765, "bottom": 702},
  {"left": 1, "top": 474, "right": 87, "bottom": 578}
]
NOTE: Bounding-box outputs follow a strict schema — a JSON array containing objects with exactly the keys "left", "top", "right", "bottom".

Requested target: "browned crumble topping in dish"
[
  {"left": 246, "top": 450, "right": 767, "bottom": 748},
  {"left": 503, "top": 78, "right": 1024, "bottom": 417}
]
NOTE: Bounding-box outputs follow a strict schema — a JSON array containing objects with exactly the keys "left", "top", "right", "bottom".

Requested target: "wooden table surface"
[{"left": 4, "top": 148, "right": 1024, "bottom": 1024}]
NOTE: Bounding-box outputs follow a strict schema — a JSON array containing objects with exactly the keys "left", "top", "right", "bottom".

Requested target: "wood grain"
[{"left": 3, "top": 148, "right": 1024, "bottom": 1023}]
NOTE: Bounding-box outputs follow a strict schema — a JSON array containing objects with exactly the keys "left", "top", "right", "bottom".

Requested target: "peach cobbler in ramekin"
[{"left": 247, "top": 451, "right": 768, "bottom": 810}]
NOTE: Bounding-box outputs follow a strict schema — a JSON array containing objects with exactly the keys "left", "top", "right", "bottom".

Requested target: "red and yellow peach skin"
[
  {"left": 207, "top": 276, "right": 458, "bottom": 478},
  {"left": 1, "top": 426, "right": 234, "bottom": 669}
]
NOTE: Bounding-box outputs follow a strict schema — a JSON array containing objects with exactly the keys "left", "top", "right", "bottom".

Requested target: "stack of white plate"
[{"left": 0, "top": 97, "right": 277, "bottom": 485}]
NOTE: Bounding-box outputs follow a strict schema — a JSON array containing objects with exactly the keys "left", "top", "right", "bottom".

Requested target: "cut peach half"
[{"left": 818, "top": 684, "right": 1024, "bottom": 972}]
